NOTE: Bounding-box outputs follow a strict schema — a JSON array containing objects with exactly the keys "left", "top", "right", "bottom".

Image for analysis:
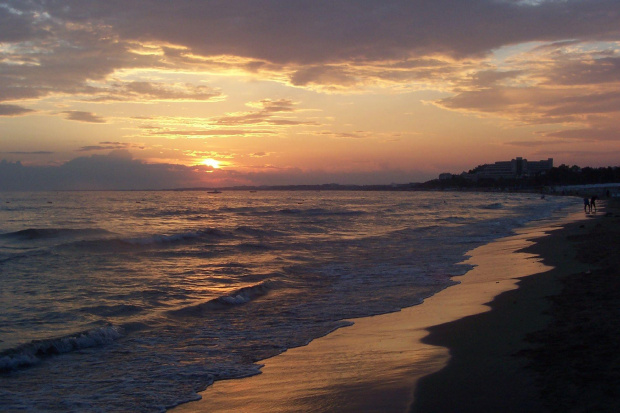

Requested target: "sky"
[{"left": 1, "top": 0, "right": 620, "bottom": 190}]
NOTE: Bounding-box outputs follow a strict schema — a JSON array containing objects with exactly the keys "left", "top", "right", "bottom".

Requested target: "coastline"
[
  {"left": 412, "top": 200, "right": 619, "bottom": 412},
  {"left": 172, "top": 204, "right": 593, "bottom": 412}
]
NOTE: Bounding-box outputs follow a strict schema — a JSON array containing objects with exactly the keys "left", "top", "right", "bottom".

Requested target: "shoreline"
[
  {"left": 172, "top": 207, "right": 590, "bottom": 412},
  {"left": 412, "top": 200, "right": 619, "bottom": 412}
]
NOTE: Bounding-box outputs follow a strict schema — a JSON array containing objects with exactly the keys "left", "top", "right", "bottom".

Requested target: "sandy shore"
[{"left": 173, "top": 201, "right": 617, "bottom": 412}]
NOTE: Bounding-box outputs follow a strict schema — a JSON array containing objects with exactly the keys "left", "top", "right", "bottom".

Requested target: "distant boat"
[{"left": 207, "top": 189, "right": 222, "bottom": 194}]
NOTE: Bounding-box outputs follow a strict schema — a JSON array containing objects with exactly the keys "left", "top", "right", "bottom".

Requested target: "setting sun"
[{"left": 202, "top": 158, "right": 221, "bottom": 169}]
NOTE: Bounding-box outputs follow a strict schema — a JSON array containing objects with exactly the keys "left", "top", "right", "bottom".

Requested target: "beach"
[
  {"left": 172, "top": 199, "right": 619, "bottom": 412},
  {"left": 2, "top": 192, "right": 610, "bottom": 411}
]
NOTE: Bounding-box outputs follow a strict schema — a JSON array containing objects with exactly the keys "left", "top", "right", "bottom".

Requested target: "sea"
[{"left": 0, "top": 190, "right": 576, "bottom": 412}]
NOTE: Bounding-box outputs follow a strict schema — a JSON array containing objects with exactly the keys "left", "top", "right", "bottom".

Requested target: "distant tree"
[{"left": 421, "top": 164, "right": 619, "bottom": 190}]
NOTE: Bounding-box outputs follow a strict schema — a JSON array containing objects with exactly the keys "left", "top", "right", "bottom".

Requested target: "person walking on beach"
[
  {"left": 590, "top": 195, "right": 597, "bottom": 213},
  {"left": 584, "top": 197, "right": 590, "bottom": 213}
]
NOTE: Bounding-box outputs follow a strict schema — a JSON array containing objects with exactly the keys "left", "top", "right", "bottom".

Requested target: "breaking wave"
[
  {"left": 0, "top": 325, "right": 123, "bottom": 373},
  {"left": 0, "top": 227, "right": 112, "bottom": 241},
  {"left": 169, "top": 281, "right": 274, "bottom": 317},
  {"left": 121, "top": 228, "right": 227, "bottom": 245}
]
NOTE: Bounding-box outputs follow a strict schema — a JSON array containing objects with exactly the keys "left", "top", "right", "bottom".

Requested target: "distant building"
[{"left": 477, "top": 157, "right": 553, "bottom": 180}]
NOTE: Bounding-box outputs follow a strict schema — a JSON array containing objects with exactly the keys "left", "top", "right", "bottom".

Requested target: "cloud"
[
  {"left": 0, "top": 151, "right": 205, "bottom": 190},
  {"left": 98, "top": 0, "right": 620, "bottom": 63},
  {"left": 2, "top": 151, "right": 54, "bottom": 155},
  {"left": 504, "top": 140, "right": 565, "bottom": 147},
  {"left": 62, "top": 111, "right": 106, "bottom": 123},
  {"left": 89, "top": 81, "right": 223, "bottom": 102},
  {"left": 290, "top": 66, "right": 359, "bottom": 88},
  {"left": 214, "top": 99, "right": 309, "bottom": 126},
  {"left": 0, "top": 4, "right": 45, "bottom": 43},
  {"left": 0, "top": 104, "right": 34, "bottom": 116},
  {"left": 0, "top": 150, "right": 426, "bottom": 190},
  {"left": 542, "top": 127, "right": 620, "bottom": 142},
  {"left": 542, "top": 55, "right": 620, "bottom": 86},
  {"left": 2, "top": 0, "right": 619, "bottom": 103},
  {"left": 76, "top": 142, "right": 140, "bottom": 152},
  {"left": 314, "top": 130, "right": 376, "bottom": 139},
  {"left": 433, "top": 42, "right": 620, "bottom": 141},
  {"left": 1, "top": 0, "right": 620, "bottom": 175},
  {"left": 149, "top": 129, "right": 273, "bottom": 138}
]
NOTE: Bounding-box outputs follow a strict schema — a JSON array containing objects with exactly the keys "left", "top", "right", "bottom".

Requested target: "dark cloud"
[
  {"left": 0, "top": 25, "right": 139, "bottom": 103},
  {"left": 0, "top": 3, "right": 45, "bottom": 43},
  {"left": 543, "top": 127, "right": 620, "bottom": 142},
  {"left": 1, "top": 0, "right": 620, "bottom": 176},
  {"left": 504, "top": 140, "right": 565, "bottom": 147},
  {"left": 77, "top": 143, "right": 127, "bottom": 152},
  {"left": 62, "top": 111, "right": 106, "bottom": 123},
  {"left": 0, "top": 151, "right": 426, "bottom": 190},
  {"left": 544, "top": 91, "right": 620, "bottom": 117},
  {"left": 434, "top": 40, "right": 620, "bottom": 141},
  {"left": 0, "top": 104, "right": 35, "bottom": 116},
  {"left": 2, "top": 151, "right": 54, "bottom": 155},
  {"left": 259, "top": 99, "right": 296, "bottom": 113},
  {"left": 89, "top": 81, "right": 222, "bottom": 102},
  {"left": 213, "top": 99, "right": 309, "bottom": 126},
  {"left": 51, "top": 0, "right": 618, "bottom": 63},
  {"left": 544, "top": 56, "right": 620, "bottom": 86},
  {"left": 1, "top": 0, "right": 618, "bottom": 101},
  {"left": 290, "top": 66, "right": 358, "bottom": 87},
  {"left": 0, "top": 151, "right": 205, "bottom": 190}
]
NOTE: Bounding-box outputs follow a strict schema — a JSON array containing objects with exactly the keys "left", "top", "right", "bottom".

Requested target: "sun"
[{"left": 202, "top": 158, "right": 221, "bottom": 169}]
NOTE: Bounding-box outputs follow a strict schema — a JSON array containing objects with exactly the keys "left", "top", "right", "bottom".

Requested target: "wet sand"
[
  {"left": 172, "top": 204, "right": 604, "bottom": 412},
  {"left": 412, "top": 200, "right": 620, "bottom": 412}
]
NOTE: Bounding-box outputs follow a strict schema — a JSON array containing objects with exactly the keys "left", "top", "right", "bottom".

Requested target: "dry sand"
[
  {"left": 413, "top": 200, "right": 620, "bottom": 413},
  {"left": 173, "top": 200, "right": 618, "bottom": 413}
]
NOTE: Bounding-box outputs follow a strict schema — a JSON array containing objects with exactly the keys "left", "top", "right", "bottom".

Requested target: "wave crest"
[
  {"left": 0, "top": 228, "right": 111, "bottom": 241},
  {"left": 0, "top": 325, "right": 123, "bottom": 373},
  {"left": 121, "top": 228, "right": 227, "bottom": 246},
  {"left": 169, "top": 281, "right": 274, "bottom": 317}
]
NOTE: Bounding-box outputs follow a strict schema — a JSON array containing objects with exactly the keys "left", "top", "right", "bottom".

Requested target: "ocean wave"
[
  {"left": 80, "top": 304, "right": 143, "bottom": 317},
  {"left": 479, "top": 202, "right": 504, "bottom": 210},
  {"left": 278, "top": 207, "right": 366, "bottom": 216},
  {"left": 0, "top": 249, "right": 51, "bottom": 265},
  {"left": 168, "top": 281, "right": 274, "bottom": 317},
  {"left": 443, "top": 216, "right": 468, "bottom": 223},
  {"left": 69, "top": 228, "right": 229, "bottom": 250},
  {"left": 235, "top": 226, "right": 282, "bottom": 237},
  {"left": 0, "top": 325, "right": 123, "bottom": 373},
  {"left": 134, "top": 207, "right": 210, "bottom": 218},
  {"left": 238, "top": 242, "right": 273, "bottom": 251},
  {"left": 219, "top": 206, "right": 266, "bottom": 215},
  {"left": 0, "top": 227, "right": 112, "bottom": 241},
  {"left": 123, "top": 228, "right": 228, "bottom": 245}
]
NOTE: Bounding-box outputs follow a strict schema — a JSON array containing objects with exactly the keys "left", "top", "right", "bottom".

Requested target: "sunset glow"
[
  {"left": 202, "top": 159, "right": 221, "bottom": 169},
  {"left": 1, "top": 1, "right": 619, "bottom": 190}
]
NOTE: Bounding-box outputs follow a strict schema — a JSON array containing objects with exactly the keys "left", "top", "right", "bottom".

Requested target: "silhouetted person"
[
  {"left": 590, "top": 195, "right": 597, "bottom": 213},
  {"left": 584, "top": 197, "right": 590, "bottom": 213}
]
